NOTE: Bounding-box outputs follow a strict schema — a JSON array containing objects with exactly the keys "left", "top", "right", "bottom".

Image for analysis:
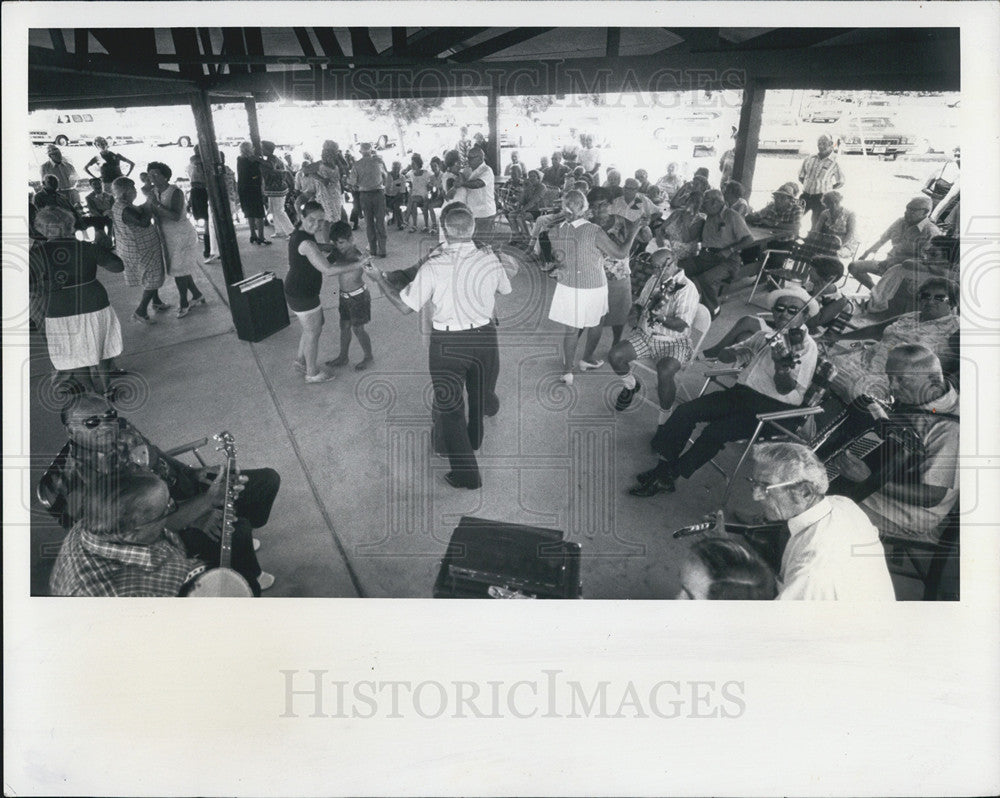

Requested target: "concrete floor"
[{"left": 28, "top": 220, "right": 931, "bottom": 599}]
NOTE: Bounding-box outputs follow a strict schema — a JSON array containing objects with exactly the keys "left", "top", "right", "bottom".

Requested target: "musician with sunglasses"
[
  {"left": 749, "top": 442, "right": 895, "bottom": 601},
  {"left": 54, "top": 394, "right": 280, "bottom": 586},
  {"left": 628, "top": 288, "right": 819, "bottom": 497}
]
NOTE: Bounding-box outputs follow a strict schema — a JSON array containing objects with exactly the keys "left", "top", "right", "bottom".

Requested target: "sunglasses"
[
  {"left": 919, "top": 293, "right": 950, "bottom": 301},
  {"left": 771, "top": 304, "right": 803, "bottom": 314},
  {"left": 746, "top": 476, "right": 802, "bottom": 492},
  {"left": 80, "top": 408, "right": 118, "bottom": 429}
]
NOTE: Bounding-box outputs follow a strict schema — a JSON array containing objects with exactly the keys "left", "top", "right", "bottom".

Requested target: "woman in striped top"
[{"left": 546, "top": 190, "right": 641, "bottom": 384}]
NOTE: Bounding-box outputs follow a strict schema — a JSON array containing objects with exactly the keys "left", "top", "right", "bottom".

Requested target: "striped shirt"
[
  {"left": 798, "top": 153, "right": 844, "bottom": 195},
  {"left": 49, "top": 523, "right": 204, "bottom": 597},
  {"left": 548, "top": 219, "right": 607, "bottom": 290}
]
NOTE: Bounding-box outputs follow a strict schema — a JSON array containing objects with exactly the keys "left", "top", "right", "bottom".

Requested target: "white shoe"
[
  {"left": 579, "top": 359, "right": 604, "bottom": 371},
  {"left": 204, "top": 254, "right": 219, "bottom": 263},
  {"left": 253, "top": 538, "right": 261, "bottom": 552},
  {"left": 560, "top": 372, "right": 574, "bottom": 385},
  {"left": 257, "top": 571, "right": 276, "bottom": 591}
]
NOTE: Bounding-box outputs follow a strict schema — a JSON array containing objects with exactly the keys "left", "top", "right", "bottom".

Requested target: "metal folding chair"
[{"left": 747, "top": 232, "right": 842, "bottom": 307}]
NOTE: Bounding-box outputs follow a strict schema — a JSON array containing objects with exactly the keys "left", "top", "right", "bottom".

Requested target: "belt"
[
  {"left": 432, "top": 320, "right": 492, "bottom": 332},
  {"left": 341, "top": 286, "right": 368, "bottom": 298},
  {"left": 358, "top": 187, "right": 383, "bottom": 193}
]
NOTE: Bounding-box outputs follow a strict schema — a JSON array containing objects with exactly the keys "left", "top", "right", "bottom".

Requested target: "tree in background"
[{"left": 359, "top": 98, "right": 445, "bottom": 160}]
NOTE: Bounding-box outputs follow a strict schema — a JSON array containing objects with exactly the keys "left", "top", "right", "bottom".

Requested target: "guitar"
[{"left": 184, "top": 431, "right": 254, "bottom": 597}]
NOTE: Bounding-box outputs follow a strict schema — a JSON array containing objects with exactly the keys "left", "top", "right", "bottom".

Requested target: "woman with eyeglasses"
[
  {"left": 827, "top": 276, "right": 960, "bottom": 401},
  {"left": 29, "top": 205, "right": 124, "bottom": 397}
]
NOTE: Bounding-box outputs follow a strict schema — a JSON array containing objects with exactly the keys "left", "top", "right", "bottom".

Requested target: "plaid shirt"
[
  {"left": 49, "top": 523, "right": 205, "bottom": 597},
  {"left": 798, "top": 153, "right": 844, "bottom": 195},
  {"left": 746, "top": 200, "right": 803, "bottom": 237}
]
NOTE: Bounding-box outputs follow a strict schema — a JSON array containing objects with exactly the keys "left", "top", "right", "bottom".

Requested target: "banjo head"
[{"left": 185, "top": 567, "right": 254, "bottom": 598}]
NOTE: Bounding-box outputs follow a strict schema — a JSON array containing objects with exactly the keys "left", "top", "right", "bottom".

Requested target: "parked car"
[
  {"left": 652, "top": 111, "right": 729, "bottom": 157},
  {"left": 837, "top": 116, "right": 916, "bottom": 159},
  {"left": 758, "top": 116, "right": 806, "bottom": 153},
  {"left": 802, "top": 106, "right": 841, "bottom": 124}
]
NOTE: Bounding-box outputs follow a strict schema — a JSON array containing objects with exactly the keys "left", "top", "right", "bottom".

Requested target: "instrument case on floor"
[
  {"left": 228, "top": 272, "right": 290, "bottom": 342},
  {"left": 433, "top": 516, "right": 582, "bottom": 599}
]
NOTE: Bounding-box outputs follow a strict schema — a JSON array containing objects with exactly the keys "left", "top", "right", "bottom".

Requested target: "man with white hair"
[
  {"left": 628, "top": 287, "right": 818, "bottom": 496},
  {"left": 449, "top": 145, "right": 496, "bottom": 245},
  {"left": 859, "top": 344, "right": 959, "bottom": 544},
  {"left": 363, "top": 204, "right": 512, "bottom": 490},
  {"left": 749, "top": 442, "right": 896, "bottom": 600},
  {"left": 40, "top": 144, "right": 81, "bottom": 207},
  {"left": 849, "top": 196, "right": 940, "bottom": 291},
  {"left": 347, "top": 142, "right": 388, "bottom": 258},
  {"left": 798, "top": 134, "right": 845, "bottom": 224}
]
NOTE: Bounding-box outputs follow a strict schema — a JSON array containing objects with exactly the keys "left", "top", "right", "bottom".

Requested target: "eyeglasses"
[
  {"left": 919, "top": 293, "right": 950, "bottom": 301},
  {"left": 745, "top": 476, "right": 802, "bottom": 492},
  {"left": 80, "top": 408, "right": 118, "bottom": 429},
  {"left": 771, "top": 304, "right": 803, "bottom": 314}
]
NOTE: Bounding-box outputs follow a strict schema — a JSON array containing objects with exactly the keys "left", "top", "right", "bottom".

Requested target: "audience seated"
[
  {"left": 865, "top": 235, "right": 958, "bottom": 315},
  {"left": 827, "top": 276, "right": 959, "bottom": 402},
  {"left": 723, "top": 180, "right": 750, "bottom": 217},
  {"left": 680, "top": 189, "right": 754, "bottom": 317},
  {"left": 849, "top": 195, "right": 940, "bottom": 291},
  {"left": 745, "top": 183, "right": 803, "bottom": 243},
  {"left": 670, "top": 167, "right": 711, "bottom": 210},
  {"left": 811, "top": 190, "right": 858, "bottom": 261}
]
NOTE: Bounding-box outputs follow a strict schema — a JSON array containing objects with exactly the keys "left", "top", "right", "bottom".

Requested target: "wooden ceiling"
[{"left": 29, "top": 27, "right": 960, "bottom": 110}]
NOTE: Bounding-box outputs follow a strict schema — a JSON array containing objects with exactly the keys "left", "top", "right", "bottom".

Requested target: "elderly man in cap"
[
  {"left": 680, "top": 188, "right": 754, "bottom": 317},
  {"left": 347, "top": 142, "right": 388, "bottom": 257},
  {"left": 746, "top": 182, "right": 804, "bottom": 243},
  {"left": 798, "top": 134, "right": 845, "bottom": 225},
  {"left": 40, "top": 145, "right": 81, "bottom": 208},
  {"left": 628, "top": 286, "right": 818, "bottom": 496},
  {"left": 748, "top": 442, "right": 895, "bottom": 601},
  {"left": 849, "top": 195, "right": 940, "bottom": 291}
]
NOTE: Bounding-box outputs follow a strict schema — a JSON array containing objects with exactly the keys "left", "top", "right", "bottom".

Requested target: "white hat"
[{"left": 767, "top": 286, "right": 819, "bottom": 318}]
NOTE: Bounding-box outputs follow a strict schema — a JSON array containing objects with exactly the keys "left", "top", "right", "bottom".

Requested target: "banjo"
[{"left": 184, "top": 431, "right": 254, "bottom": 597}]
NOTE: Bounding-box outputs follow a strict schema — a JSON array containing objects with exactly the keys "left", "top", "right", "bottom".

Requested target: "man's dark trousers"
[
  {"left": 650, "top": 384, "right": 793, "bottom": 478},
  {"left": 359, "top": 189, "right": 388, "bottom": 255}
]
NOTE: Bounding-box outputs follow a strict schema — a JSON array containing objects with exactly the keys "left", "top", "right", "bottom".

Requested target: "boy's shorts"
[{"left": 339, "top": 286, "right": 371, "bottom": 325}]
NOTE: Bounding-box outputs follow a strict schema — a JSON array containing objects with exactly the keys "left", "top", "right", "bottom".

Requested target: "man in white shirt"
[
  {"left": 629, "top": 288, "right": 818, "bottom": 496},
  {"left": 608, "top": 178, "right": 662, "bottom": 226},
  {"left": 749, "top": 442, "right": 896, "bottom": 601},
  {"left": 363, "top": 204, "right": 512, "bottom": 490},
  {"left": 450, "top": 146, "right": 496, "bottom": 245}
]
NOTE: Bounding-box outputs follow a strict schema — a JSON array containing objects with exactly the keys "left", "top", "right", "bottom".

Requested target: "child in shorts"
[{"left": 324, "top": 221, "right": 375, "bottom": 370}]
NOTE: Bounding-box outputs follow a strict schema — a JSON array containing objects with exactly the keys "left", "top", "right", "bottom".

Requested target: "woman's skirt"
[
  {"left": 548, "top": 282, "right": 609, "bottom": 329},
  {"left": 45, "top": 306, "right": 123, "bottom": 370},
  {"left": 238, "top": 188, "right": 266, "bottom": 218}
]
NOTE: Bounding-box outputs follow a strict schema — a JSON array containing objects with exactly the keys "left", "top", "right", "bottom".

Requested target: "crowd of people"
[{"left": 32, "top": 123, "right": 961, "bottom": 601}]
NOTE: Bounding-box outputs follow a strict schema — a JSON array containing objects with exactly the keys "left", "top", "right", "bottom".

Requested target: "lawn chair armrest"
[
  {"left": 704, "top": 368, "right": 741, "bottom": 378},
  {"left": 163, "top": 438, "right": 210, "bottom": 464},
  {"left": 755, "top": 406, "right": 824, "bottom": 423}
]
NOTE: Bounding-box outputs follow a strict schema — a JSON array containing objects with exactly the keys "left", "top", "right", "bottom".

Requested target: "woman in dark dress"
[
  {"left": 84, "top": 136, "right": 134, "bottom": 189},
  {"left": 237, "top": 141, "right": 269, "bottom": 245},
  {"left": 30, "top": 205, "right": 125, "bottom": 396}
]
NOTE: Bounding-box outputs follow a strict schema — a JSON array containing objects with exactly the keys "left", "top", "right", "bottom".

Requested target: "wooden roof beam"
[
  {"left": 244, "top": 27, "right": 266, "bottom": 73},
  {"left": 313, "top": 28, "right": 345, "bottom": 59},
  {"left": 349, "top": 28, "right": 378, "bottom": 58},
  {"left": 49, "top": 29, "right": 67, "bottom": 53},
  {"left": 293, "top": 27, "right": 316, "bottom": 57},
  {"left": 737, "top": 28, "right": 854, "bottom": 50},
  {"left": 170, "top": 28, "right": 204, "bottom": 80},
  {"left": 451, "top": 28, "right": 555, "bottom": 62},
  {"left": 220, "top": 28, "right": 249, "bottom": 75},
  {"left": 606, "top": 28, "right": 620, "bottom": 58}
]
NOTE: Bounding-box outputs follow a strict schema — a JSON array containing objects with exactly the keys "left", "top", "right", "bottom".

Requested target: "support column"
[
  {"left": 731, "top": 79, "right": 765, "bottom": 197},
  {"left": 244, "top": 96, "right": 262, "bottom": 155},
  {"left": 189, "top": 89, "right": 244, "bottom": 286},
  {"left": 486, "top": 78, "right": 500, "bottom": 174}
]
